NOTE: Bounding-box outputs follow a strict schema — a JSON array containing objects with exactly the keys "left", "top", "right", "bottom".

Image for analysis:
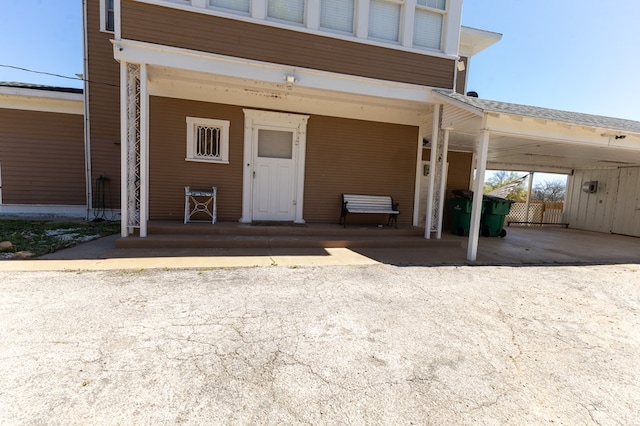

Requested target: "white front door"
[
  {"left": 252, "top": 127, "right": 297, "bottom": 221},
  {"left": 241, "top": 109, "right": 309, "bottom": 224}
]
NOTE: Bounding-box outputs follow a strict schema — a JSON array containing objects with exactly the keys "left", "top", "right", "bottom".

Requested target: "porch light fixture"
[
  {"left": 457, "top": 60, "right": 466, "bottom": 72},
  {"left": 283, "top": 74, "right": 296, "bottom": 90}
]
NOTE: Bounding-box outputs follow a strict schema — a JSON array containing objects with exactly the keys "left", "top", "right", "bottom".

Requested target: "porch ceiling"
[
  {"left": 434, "top": 90, "right": 640, "bottom": 173},
  {"left": 145, "top": 64, "right": 433, "bottom": 126}
]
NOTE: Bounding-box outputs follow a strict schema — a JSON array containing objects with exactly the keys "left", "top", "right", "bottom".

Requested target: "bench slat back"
[{"left": 343, "top": 194, "right": 397, "bottom": 212}]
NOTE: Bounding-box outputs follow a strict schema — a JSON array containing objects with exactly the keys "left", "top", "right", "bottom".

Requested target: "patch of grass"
[{"left": 0, "top": 219, "right": 120, "bottom": 257}]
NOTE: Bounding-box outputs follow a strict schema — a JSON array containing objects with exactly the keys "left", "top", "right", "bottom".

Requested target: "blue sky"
[
  {"left": 2, "top": 0, "right": 638, "bottom": 121},
  {"left": 1, "top": 0, "right": 637, "bottom": 185}
]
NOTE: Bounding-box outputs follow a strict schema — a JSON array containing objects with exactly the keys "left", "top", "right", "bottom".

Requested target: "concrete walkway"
[{"left": 1, "top": 226, "right": 637, "bottom": 271}]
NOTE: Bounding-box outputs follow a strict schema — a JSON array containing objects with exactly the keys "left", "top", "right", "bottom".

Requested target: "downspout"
[{"left": 82, "top": 0, "right": 93, "bottom": 221}]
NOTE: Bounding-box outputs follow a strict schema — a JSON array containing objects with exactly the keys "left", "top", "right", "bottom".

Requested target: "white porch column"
[
  {"left": 139, "top": 64, "right": 149, "bottom": 237},
  {"left": 120, "top": 62, "right": 143, "bottom": 237},
  {"left": 436, "top": 128, "right": 450, "bottom": 239},
  {"left": 425, "top": 105, "right": 440, "bottom": 239},
  {"left": 467, "top": 130, "right": 490, "bottom": 261}
]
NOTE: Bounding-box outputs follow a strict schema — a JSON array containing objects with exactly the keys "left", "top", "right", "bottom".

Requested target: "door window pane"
[{"left": 258, "top": 130, "right": 293, "bottom": 159}]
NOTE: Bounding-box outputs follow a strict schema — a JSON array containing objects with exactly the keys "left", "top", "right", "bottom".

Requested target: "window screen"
[
  {"left": 320, "top": 0, "right": 355, "bottom": 33},
  {"left": 368, "top": 0, "right": 401, "bottom": 42},
  {"left": 414, "top": 9, "right": 443, "bottom": 49},
  {"left": 209, "top": 0, "right": 250, "bottom": 13},
  {"left": 268, "top": 0, "right": 305, "bottom": 24}
]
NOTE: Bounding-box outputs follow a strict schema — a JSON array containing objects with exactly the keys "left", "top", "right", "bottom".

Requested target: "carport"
[{"left": 429, "top": 90, "right": 640, "bottom": 261}]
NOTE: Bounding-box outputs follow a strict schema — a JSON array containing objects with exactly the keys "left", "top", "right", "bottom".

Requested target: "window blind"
[
  {"left": 268, "top": 0, "right": 305, "bottom": 24},
  {"left": 414, "top": 8, "right": 442, "bottom": 49},
  {"left": 209, "top": 0, "right": 250, "bottom": 13},
  {"left": 320, "top": 0, "right": 355, "bottom": 33},
  {"left": 368, "top": 0, "right": 401, "bottom": 42}
]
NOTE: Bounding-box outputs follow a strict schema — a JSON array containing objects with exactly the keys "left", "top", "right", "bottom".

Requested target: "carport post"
[
  {"left": 467, "top": 130, "right": 490, "bottom": 261},
  {"left": 525, "top": 172, "right": 534, "bottom": 225},
  {"left": 436, "top": 128, "right": 450, "bottom": 239}
]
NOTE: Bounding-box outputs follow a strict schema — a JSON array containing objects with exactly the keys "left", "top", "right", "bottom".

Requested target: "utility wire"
[{"left": 0, "top": 64, "right": 119, "bottom": 88}]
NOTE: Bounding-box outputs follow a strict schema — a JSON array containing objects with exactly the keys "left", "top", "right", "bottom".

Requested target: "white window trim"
[
  {"left": 412, "top": 0, "right": 447, "bottom": 51},
  {"left": 186, "top": 117, "right": 230, "bottom": 164}
]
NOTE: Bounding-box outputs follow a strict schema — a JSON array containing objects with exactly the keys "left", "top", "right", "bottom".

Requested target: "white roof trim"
[{"left": 0, "top": 87, "right": 83, "bottom": 115}]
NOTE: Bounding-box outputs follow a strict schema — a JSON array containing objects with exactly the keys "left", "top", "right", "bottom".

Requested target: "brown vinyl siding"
[
  {"left": 121, "top": 0, "right": 455, "bottom": 89},
  {"left": 149, "top": 97, "right": 245, "bottom": 220},
  {"left": 87, "top": 0, "right": 122, "bottom": 208},
  {"left": 305, "top": 116, "right": 418, "bottom": 225},
  {"left": 0, "top": 108, "right": 85, "bottom": 205},
  {"left": 149, "top": 97, "right": 419, "bottom": 224}
]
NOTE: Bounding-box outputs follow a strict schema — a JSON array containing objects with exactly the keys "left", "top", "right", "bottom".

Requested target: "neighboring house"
[{"left": 0, "top": 83, "right": 86, "bottom": 217}]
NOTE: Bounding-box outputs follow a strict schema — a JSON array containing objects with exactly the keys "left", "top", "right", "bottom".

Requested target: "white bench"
[{"left": 340, "top": 194, "right": 399, "bottom": 228}]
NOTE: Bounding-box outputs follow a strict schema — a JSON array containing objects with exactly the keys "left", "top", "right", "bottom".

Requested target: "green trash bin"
[
  {"left": 481, "top": 197, "right": 514, "bottom": 237},
  {"left": 450, "top": 197, "right": 486, "bottom": 236}
]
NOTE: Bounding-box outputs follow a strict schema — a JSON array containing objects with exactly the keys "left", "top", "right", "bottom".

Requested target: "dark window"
[{"left": 105, "top": 0, "right": 115, "bottom": 32}]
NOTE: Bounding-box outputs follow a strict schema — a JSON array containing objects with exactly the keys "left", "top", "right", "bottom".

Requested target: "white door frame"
[{"left": 240, "top": 109, "right": 309, "bottom": 223}]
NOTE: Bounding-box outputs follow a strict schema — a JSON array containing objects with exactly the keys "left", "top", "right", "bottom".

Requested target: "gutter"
[{"left": 82, "top": 0, "right": 93, "bottom": 221}]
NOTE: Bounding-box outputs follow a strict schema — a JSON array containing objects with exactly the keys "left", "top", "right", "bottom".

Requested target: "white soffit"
[{"left": 459, "top": 26, "right": 502, "bottom": 57}]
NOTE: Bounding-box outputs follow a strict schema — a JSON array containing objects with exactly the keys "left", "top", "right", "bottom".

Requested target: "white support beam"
[
  {"left": 467, "top": 129, "right": 490, "bottom": 261},
  {"left": 425, "top": 106, "right": 440, "bottom": 238},
  {"left": 525, "top": 171, "right": 534, "bottom": 225},
  {"left": 436, "top": 129, "right": 450, "bottom": 239},
  {"left": 120, "top": 61, "right": 129, "bottom": 237},
  {"left": 140, "top": 64, "right": 149, "bottom": 238}
]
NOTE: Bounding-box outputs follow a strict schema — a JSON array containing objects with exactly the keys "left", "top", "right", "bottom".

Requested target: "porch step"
[
  {"left": 115, "top": 234, "right": 460, "bottom": 249},
  {"left": 115, "top": 221, "right": 461, "bottom": 249}
]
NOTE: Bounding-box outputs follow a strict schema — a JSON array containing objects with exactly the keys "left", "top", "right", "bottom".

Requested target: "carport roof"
[{"left": 433, "top": 89, "right": 640, "bottom": 135}]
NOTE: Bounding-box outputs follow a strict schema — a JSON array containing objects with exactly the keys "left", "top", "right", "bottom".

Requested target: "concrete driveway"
[{"left": 1, "top": 264, "right": 639, "bottom": 424}]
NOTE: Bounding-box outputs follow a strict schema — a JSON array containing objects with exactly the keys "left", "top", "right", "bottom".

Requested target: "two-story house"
[{"left": 84, "top": 0, "right": 500, "bottom": 239}]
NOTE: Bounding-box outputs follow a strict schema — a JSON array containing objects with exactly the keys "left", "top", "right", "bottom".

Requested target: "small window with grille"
[{"left": 186, "top": 117, "right": 230, "bottom": 164}]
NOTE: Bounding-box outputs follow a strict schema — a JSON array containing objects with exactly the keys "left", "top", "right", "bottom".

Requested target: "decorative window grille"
[
  {"left": 320, "top": 0, "right": 355, "bottom": 34},
  {"left": 368, "top": 0, "right": 403, "bottom": 42},
  {"left": 268, "top": 0, "right": 305, "bottom": 24},
  {"left": 414, "top": 0, "right": 446, "bottom": 50},
  {"left": 186, "top": 117, "right": 230, "bottom": 164},
  {"left": 209, "top": 0, "right": 250, "bottom": 14}
]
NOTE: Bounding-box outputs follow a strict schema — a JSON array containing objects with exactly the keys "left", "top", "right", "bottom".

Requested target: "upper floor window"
[
  {"left": 209, "top": 0, "right": 250, "bottom": 14},
  {"left": 414, "top": 0, "right": 446, "bottom": 50},
  {"left": 103, "top": 0, "right": 115, "bottom": 32},
  {"left": 268, "top": 0, "right": 305, "bottom": 24},
  {"left": 320, "top": 0, "right": 355, "bottom": 34},
  {"left": 368, "top": 0, "right": 403, "bottom": 43}
]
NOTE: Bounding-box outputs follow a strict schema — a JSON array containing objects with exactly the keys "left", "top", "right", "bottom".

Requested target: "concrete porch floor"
[{"left": 23, "top": 221, "right": 640, "bottom": 269}]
